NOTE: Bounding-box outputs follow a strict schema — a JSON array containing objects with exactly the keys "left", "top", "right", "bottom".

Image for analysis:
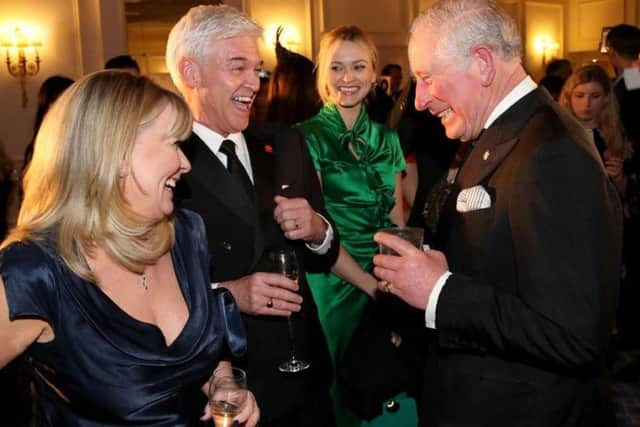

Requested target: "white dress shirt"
[{"left": 424, "top": 76, "right": 538, "bottom": 328}]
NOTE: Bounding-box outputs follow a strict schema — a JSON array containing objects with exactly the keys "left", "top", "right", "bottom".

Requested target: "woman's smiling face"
[{"left": 326, "top": 40, "right": 376, "bottom": 109}]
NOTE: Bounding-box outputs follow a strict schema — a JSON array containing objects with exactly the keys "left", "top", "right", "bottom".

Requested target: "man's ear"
[
  {"left": 470, "top": 45, "right": 496, "bottom": 87},
  {"left": 179, "top": 58, "right": 201, "bottom": 88}
]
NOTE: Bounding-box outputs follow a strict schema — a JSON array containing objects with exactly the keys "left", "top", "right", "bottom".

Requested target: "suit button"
[
  {"left": 222, "top": 241, "right": 232, "bottom": 251},
  {"left": 385, "top": 399, "right": 400, "bottom": 413}
]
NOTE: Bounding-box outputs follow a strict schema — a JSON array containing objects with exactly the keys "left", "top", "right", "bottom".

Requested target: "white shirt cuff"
[
  {"left": 425, "top": 271, "right": 452, "bottom": 329},
  {"left": 305, "top": 213, "right": 333, "bottom": 255},
  {"left": 210, "top": 282, "right": 220, "bottom": 290}
]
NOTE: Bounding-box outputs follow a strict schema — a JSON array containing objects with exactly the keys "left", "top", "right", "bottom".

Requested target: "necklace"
[{"left": 141, "top": 274, "right": 149, "bottom": 291}]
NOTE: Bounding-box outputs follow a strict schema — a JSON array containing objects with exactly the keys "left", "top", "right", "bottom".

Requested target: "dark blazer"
[
  {"left": 614, "top": 77, "right": 640, "bottom": 147},
  {"left": 176, "top": 121, "right": 338, "bottom": 424},
  {"left": 421, "top": 88, "right": 623, "bottom": 427}
]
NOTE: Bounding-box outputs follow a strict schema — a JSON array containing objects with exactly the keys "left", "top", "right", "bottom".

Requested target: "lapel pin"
[{"left": 482, "top": 150, "right": 490, "bottom": 161}]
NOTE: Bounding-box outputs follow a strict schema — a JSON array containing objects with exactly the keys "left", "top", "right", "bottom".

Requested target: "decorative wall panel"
[{"left": 569, "top": 0, "right": 623, "bottom": 52}]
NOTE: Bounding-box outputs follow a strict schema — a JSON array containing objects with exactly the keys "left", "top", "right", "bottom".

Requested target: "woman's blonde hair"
[
  {"left": 3, "top": 71, "right": 192, "bottom": 281},
  {"left": 559, "top": 64, "right": 624, "bottom": 157},
  {"left": 315, "top": 25, "right": 378, "bottom": 105}
]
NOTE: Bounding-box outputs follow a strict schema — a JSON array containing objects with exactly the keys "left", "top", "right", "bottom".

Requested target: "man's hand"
[
  {"left": 372, "top": 232, "right": 449, "bottom": 310},
  {"left": 273, "top": 195, "right": 327, "bottom": 243},
  {"left": 221, "top": 273, "right": 302, "bottom": 316}
]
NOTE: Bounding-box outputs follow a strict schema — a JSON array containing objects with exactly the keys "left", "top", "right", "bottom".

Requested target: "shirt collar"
[
  {"left": 192, "top": 122, "right": 244, "bottom": 154},
  {"left": 484, "top": 75, "right": 537, "bottom": 129}
]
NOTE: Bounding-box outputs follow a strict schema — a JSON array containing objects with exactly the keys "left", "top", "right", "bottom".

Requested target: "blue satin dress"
[{"left": 0, "top": 209, "right": 246, "bottom": 426}]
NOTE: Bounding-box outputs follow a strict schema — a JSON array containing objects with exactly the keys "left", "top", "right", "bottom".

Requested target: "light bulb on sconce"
[
  {"left": 534, "top": 36, "right": 559, "bottom": 68},
  {"left": 2, "top": 26, "right": 42, "bottom": 108}
]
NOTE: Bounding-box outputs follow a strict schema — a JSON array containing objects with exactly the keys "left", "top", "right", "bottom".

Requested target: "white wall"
[{"left": 0, "top": 0, "right": 127, "bottom": 165}]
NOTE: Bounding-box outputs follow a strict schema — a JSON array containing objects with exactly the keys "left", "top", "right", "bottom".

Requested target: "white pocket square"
[{"left": 457, "top": 185, "right": 491, "bottom": 212}]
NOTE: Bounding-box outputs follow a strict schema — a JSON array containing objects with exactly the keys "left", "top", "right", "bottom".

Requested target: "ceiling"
[{"left": 124, "top": 0, "right": 223, "bottom": 24}]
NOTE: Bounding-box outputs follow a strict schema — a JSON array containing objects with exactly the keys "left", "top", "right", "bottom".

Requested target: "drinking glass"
[
  {"left": 378, "top": 226, "right": 425, "bottom": 254},
  {"left": 208, "top": 367, "right": 248, "bottom": 427},
  {"left": 269, "top": 249, "right": 311, "bottom": 373}
]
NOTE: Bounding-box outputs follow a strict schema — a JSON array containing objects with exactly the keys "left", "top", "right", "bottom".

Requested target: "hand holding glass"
[
  {"left": 269, "top": 249, "right": 310, "bottom": 373},
  {"left": 378, "top": 226, "right": 425, "bottom": 254},
  {"left": 208, "top": 367, "right": 248, "bottom": 427}
]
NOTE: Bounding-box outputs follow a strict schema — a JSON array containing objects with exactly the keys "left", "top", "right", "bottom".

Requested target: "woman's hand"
[
  {"left": 604, "top": 154, "right": 623, "bottom": 180},
  {"left": 236, "top": 391, "right": 260, "bottom": 426},
  {"left": 201, "top": 390, "right": 260, "bottom": 426},
  {"left": 604, "top": 150, "right": 626, "bottom": 195}
]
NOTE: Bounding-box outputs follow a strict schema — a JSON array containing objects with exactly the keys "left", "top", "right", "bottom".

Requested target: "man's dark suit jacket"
[
  {"left": 614, "top": 77, "right": 640, "bottom": 148},
  {"left": 176, "top": 121, "right": 338, "bottom": 424},
  {"left": 421, "top": 88, "right": 623, "bottom": 427}
]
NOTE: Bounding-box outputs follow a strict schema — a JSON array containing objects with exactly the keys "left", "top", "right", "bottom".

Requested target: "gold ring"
[
  {"left": 382, "top": 281, "right": 393, "bottom": 292},
  {"left": 266, "top": 298, "right": 273, "bottom": 308}
]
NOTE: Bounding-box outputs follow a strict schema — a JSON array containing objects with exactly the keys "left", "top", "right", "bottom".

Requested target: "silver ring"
[{"left": 266, "top": 298, "right": 273, "bottom": 308}]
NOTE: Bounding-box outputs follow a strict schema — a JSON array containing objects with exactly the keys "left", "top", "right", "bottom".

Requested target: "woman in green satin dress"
[{"left": 294, "top": 26, "right": 417, "bottom": 427}]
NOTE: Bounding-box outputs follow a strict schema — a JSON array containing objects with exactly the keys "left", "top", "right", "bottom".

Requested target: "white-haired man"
[
  {"left": 373, "top": 0, "right": 623, "bottom": 425},
  {"left": 167, "top": 5, "right": 337, "bottom": 427}
]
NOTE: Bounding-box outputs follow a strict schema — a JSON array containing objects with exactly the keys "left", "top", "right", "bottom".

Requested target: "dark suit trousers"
[{"left": 259, "top": 391, "right": 335, "bottom": 427}]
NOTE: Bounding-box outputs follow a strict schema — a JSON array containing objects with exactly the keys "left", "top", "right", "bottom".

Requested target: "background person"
[
  {"left": 605, "top": 24, "right": 640, "bottom": 149},
  {"left": 559, "top": 64, "right": 626, "bottom": 194},
  {"left": 266, "top": 26, "right": 321, "bottom": 126},
  {"left": 0, "top": 71, "right": 257, "bottom": 426},
  {"left": 104, "top": 54, "right": 141, "bottom": 76},
  {"left": 381, "top": 63, "right": 404, "bottom": 102},
  {"left": 22, "top": 75, "right": 74, "bottom": 180}
]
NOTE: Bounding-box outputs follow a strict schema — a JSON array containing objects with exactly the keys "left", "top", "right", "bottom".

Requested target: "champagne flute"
[
  {"left": 270, "top": 249, "right": 311, "bottom": 373},
  {"left": 208, "top": 367, "right": 248, "bottom": 427}
]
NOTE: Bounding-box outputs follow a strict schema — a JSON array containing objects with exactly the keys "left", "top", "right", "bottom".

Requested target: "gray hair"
[
  {"left": 166, "top": 4, "right": 263, "bottom": 90},
  {"left": 409, "top": 0, "right": 521, "bottom": 67}
]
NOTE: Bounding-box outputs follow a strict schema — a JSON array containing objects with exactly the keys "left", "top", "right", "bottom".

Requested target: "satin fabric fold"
[{"left": 214, "top": 287, "right": 247, "bottom": 357}]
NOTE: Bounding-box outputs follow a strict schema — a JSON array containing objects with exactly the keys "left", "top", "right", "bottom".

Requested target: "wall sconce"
[
  {"left": 1, "top": 27, "right": 42, "bottom": 108},
  {"left": 534, "top": 36, "right": 559, "bottom": 68}
]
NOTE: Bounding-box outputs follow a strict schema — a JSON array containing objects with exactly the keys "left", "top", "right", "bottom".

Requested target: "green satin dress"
[{"left": 295, "top": 104, "right": 416, "bottom": 427}]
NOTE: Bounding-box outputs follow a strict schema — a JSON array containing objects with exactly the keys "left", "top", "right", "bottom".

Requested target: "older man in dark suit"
[
  {"left": 373, "top": 0, "right": 623, "bottom": 426},
  {"left": 166, "top": 5, "right": 337, "bottom": 427}
]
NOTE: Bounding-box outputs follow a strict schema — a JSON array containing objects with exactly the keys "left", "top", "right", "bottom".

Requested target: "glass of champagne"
[
  {"left": 208, "top": 367, "right": 248, "bottom": 427},
  {"left": 269, "top": 249, "right": 311, "bottom": 373}
]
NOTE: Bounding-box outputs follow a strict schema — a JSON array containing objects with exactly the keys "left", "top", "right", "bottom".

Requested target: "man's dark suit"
[
  {"left": 176, "top": 121, "right": 337, "bottom": 426},
  {"left": 421, "top": 88, "right": 623, "bottom": 426},
  {"left": 614, "top": 77, "right": 640, "bottom": 148}
]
